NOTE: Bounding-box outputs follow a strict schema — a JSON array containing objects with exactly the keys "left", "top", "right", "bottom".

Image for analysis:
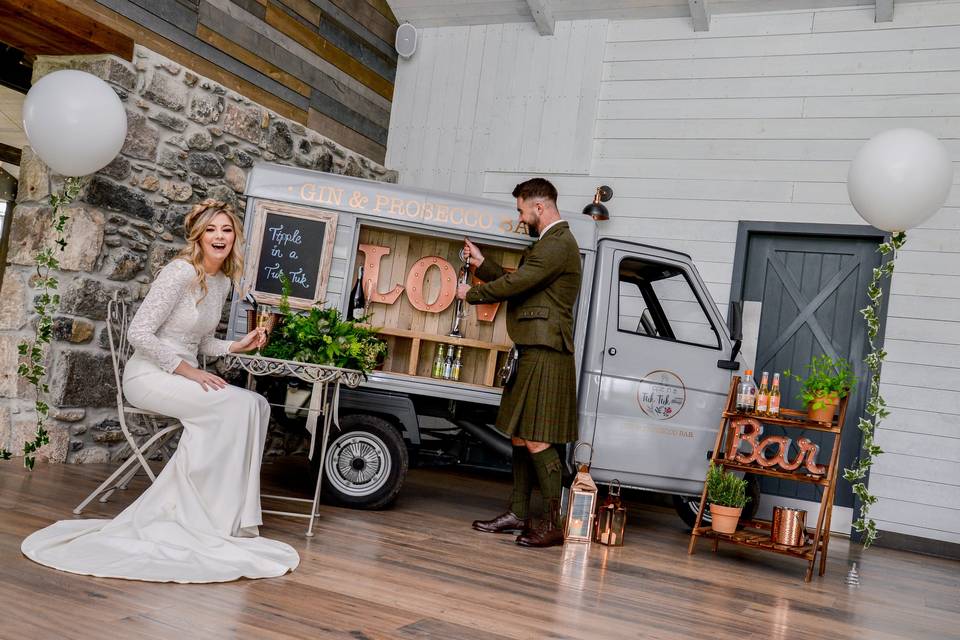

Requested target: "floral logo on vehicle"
[{"left": 637, "top": 370, "right": 686, "bottom": 420}]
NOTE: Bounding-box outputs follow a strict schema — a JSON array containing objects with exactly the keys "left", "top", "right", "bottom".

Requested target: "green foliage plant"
[
  {"left": 260, "top": 272, "right": 387, "bottom": 374},
  {"left": 785, "top": 354, "right": 857, "bottom": 411},
  {"left": 706, "top": 462, "right": 749, "bottom": 509},
  {"left": 3, "top": 177, "right": 84, "bottom": 468},
  {"left": 843, "top": 231, "right": 906, "bottom": 548}
]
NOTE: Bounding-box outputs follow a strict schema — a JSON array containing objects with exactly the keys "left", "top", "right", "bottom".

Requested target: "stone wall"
[{"left": 0, "top": 45, "right": 396, "bottom": 464}]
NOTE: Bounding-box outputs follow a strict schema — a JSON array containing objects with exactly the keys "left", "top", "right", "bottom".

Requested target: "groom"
[{"left": 456, "top": 178, "right": 582, "bottom": 548}]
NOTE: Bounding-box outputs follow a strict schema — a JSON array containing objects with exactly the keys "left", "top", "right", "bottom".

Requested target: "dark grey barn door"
[{"left": 740, "top": 231, "right": 883, "bottom": 508}]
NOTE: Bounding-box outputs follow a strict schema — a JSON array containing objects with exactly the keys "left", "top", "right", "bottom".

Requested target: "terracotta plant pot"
[
  {"left": 709, "top": 503, "right": 743, "bottom": 534},
  {"left": 807, "top": 394, "right": 839, "bottom": 423}
]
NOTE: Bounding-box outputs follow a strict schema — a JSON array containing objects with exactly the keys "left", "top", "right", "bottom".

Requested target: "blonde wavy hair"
[{"left": 176, "top": 199, "right": 245, "bottom": 302}]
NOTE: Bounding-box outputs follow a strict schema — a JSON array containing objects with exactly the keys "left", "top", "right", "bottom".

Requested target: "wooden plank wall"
[
  {"left": 387, "top": 1, "right": 960, "bottom": 544},
  {"left": 74, "top": 0, "right": 398, "bottom": 163}
]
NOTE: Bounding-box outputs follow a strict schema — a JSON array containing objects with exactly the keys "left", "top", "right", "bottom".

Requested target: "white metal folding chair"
[{"left": 73, "top": 291, "right": 183, "bottom": 515}]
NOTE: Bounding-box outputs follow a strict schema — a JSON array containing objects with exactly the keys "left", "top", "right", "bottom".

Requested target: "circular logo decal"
[{"left": 637, "top": 370, "right": 686, "bottom": 420}]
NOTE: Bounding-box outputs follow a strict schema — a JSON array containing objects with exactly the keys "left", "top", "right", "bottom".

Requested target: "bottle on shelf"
[
  {"left": 755, "top": 371, "right": 770, "bottom": 415},
  {"left": 768, "top": 372, "right": 782, "bottom": 417},
  {"left": 451, "top": 346, "right": 463, "bottom": 381},
  {"left": 432, "top": 343, "right": 446, "bottom": 379},
  {"left": 442, "top": 344, "right": 455, "bottom": 380},
  {"left": 738, "top": 370, "right": 757, "bottom": 413},
  {"left": 347, "top": 265, "right": 366, "bottom": 321}
]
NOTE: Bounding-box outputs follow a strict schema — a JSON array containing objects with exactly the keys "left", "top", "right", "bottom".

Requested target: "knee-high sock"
[
  {"left": 509, "top": 446, "right": 532, "bottom": 518},
  {"left": 532, "top": 447, "right": 563, "bottom": 527}
]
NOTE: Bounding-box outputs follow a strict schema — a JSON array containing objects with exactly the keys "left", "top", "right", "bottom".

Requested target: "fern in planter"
[
  {"left": 260, "top": 273, "right": 387, "bottom": 375},
  {"left": 706, "top": 462, "right": 749, "bottom": 508},
  {"left": 785, "top": 354, "right": 857, "bottom": 411}
]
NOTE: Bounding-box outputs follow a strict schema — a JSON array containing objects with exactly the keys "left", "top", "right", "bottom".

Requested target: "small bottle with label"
[
  {"left": 755, "top": 371, "right": 770, "bottom": 415},
  {"left": 442, "top": 344, "right": 456, "bottom": 380},
  {"left": 451, "top": 346, "right": 463, "bottom": 381},
  {"left": 768, "top": 372, "right": 782, "bottom": 417},
  {"left": 739, "top": 370, "right": 757, "bottom": 413},
  {"left": 432, "top": 344, "right": 446, "bottom": 379}
]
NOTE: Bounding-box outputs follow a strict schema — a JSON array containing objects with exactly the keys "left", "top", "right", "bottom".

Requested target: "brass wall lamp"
[{"left": 582, "top": 185, "right": 613, "bottom": 221}]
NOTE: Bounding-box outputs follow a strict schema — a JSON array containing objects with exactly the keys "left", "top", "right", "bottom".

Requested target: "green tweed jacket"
[{"left": 466, "top": 221, "right": 582, "bottom": 353}]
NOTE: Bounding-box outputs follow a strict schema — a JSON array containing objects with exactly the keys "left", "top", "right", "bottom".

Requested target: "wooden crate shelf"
[{"left": 688, "top": 375, "right": 849, "bottom": 582}]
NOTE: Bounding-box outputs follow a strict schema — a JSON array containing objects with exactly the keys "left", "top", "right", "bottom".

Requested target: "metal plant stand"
[{"left": 221, "top": 353, "right": 364, "bottom": 537}]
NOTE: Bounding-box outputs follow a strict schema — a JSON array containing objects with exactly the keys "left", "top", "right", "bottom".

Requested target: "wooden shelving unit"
[
  {"left": 354, "top": 225, "right": 520, "bottom": 389},
  {"left": 687, "top": 376, "right": 850, "bottom": 582},
  {"left": 368, "top": 325, "right": 511, "bottom": 387}
]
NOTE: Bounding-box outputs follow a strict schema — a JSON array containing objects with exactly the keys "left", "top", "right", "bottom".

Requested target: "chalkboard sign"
[{"left": 243, "top": 200, "right": 338, "bottom": 309}]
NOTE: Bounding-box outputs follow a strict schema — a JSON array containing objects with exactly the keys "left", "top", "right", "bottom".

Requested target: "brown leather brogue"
[
  {"left": 472, "top": 511, "right": 530, "bottom": 534},
  {"left": 515, "top": 520, "right": 564, "bottom": 548}
]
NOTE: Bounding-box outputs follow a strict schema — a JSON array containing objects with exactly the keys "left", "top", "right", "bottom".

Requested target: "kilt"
[{"left": 495, "top": 346, "right": 578, "bottom": 444}]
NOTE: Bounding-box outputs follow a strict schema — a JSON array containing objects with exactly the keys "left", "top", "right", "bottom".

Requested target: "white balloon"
[
  {"left": 22, "top": 70, "right": 127, "bottom": 177},
  {"left": 847, "top": 128, "right": 953, "bottom": 232}
]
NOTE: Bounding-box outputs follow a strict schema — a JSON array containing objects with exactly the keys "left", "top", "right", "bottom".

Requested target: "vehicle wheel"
[
  {"left": 311, "top": 414, "right": 408, "bottom": 509},
  {"left": 672, "top": 473, "right": 761, "bottom": 530}
]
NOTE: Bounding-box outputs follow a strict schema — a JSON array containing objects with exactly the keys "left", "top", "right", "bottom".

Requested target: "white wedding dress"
[{"left": 21, "top": 259, "right": 300, "bottom": 583}]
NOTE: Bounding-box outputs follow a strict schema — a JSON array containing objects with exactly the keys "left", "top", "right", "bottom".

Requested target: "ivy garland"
[
  {"left": 843, "top": 231, "right": 906, "bottom": 548},
  {"left": 1, "top": 177, "right": 83, "bottom": 468}
]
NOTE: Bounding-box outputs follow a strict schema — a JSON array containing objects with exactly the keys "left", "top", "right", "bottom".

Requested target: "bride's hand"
[
  {"left": 230, "top": 328, "right": 267, "bottom": 353},
  {"left": 179, "top": 366, "right": 227, "bottom": 392}
]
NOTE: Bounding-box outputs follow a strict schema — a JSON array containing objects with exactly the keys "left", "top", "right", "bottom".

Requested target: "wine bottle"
[
  {"left": 755, "top": 371, "right": 770, "bottom": 415},
  {"left": 768, "top": 372, "right": 781, "bottom": 417},
  {"left": 451, "top": 346, "right": 463, "bottom": 381},
  {"left": 432, "top": 344, "right": 446, "bottom": 379},
  {"left": 348, "top": 265, "right": 366, "bottom": 320}
]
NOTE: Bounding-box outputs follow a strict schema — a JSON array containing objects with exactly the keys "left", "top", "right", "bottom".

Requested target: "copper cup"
[{"left": 771, "top": 506, "right": 807, "bottom": 546}]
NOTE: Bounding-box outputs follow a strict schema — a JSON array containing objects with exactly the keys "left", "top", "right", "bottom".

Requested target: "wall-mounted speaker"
[{"left": 395, "top": 22, "right": 417, "bottom": 58}]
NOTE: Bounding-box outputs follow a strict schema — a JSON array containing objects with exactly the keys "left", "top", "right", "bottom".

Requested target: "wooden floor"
[{"left": 1, "top": 458, "right": 957, "bottom": 640}]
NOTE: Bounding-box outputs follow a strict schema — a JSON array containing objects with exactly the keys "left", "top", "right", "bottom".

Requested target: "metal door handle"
[{"left": 608, "top": 347, "right": 617, "bottom": 356}]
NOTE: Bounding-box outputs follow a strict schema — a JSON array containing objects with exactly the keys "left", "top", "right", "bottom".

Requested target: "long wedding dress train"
[{"left": 21, "top": 259, "right": 300, "bottom": 582}]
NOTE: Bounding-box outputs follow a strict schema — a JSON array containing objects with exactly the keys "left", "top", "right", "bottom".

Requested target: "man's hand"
[
  {"left": 456, "top": 283, "right": 471, "bottom": 300},
  {"left": 230, "top": 328, "right": 267, "bottom": 353},
  {"left": 464, "top": 238, "right": 484, "bottom": 268}
]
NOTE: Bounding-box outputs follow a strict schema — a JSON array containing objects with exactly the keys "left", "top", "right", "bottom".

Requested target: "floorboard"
[{"left": 1, "top": 457, "right": 957, "bottom": 639}]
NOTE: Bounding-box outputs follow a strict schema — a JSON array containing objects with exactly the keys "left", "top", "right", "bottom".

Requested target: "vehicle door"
[{"left": 589, "top": 241, "right": 737, "bottom": 495}]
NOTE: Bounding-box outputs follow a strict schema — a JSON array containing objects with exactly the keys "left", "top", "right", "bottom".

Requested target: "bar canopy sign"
[{"left": 243, "top": 200, "right": 337, "bottom": 309}]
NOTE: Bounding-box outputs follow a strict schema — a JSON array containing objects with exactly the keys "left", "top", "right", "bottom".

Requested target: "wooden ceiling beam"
[
  {"left": 688, "top": 0, "right": 711, "bottom": 32},
  {"left": 876, "top": 0, "right": 894, "bottom": 22},
  {"left": 0, "top": 0, "right": 133, "bottom": 60},
  {"left": 526, "top": 0, "right": 555, "bottom": 36}
]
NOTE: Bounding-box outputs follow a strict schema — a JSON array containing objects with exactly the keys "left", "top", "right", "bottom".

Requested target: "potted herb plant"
[
  {"left": 260, "top": 273, "right": 387, "bottom": 375},
  {"left": 706, "top": 462, "right": 749, "bottom": 534},
  {"left": 786, "top": 354, "right": 856, "bottom": 423}
]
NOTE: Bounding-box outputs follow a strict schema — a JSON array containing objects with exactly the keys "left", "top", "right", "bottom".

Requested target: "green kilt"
[{"left": 496, "top": 346, "right": 578, "bottom": 444}]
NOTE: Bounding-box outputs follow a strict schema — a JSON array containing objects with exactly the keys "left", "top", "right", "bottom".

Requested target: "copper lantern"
[
  {"left": 594, "top": 479, "right": 627, "bottom": 546},
  {"left": 564, "top": 442, "right": 598, "bottom": 543}
]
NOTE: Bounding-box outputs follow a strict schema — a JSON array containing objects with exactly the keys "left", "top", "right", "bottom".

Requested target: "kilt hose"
[{"left": 496, "top": 346, "right": 578, "bottom": 444}]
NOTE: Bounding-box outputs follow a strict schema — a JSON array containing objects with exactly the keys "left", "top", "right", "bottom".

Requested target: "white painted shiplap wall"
[{"left": 386, "top": 1, "right": 960, "bottom": 544}]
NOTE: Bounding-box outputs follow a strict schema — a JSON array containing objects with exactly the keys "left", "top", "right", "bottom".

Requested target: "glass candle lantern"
[
  {"left": 564, "top": 442, "right": 598, "bottom": 543},
  {"left": 594, "top": 479, "right": 627, "bottom": 546}
]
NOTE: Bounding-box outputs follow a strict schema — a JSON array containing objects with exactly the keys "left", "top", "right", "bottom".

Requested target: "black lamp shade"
[{"left": 582, "top": 202, "right": 609, "bottom": 221}]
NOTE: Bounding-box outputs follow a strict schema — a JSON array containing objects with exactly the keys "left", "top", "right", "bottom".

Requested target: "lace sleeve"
[{"left": 127, "top": 260, "right": 193, "bottom": 372}]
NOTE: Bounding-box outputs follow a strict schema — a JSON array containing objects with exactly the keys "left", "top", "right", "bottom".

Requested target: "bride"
[{"left": 21, "top": 199, "right": 300, "bottom": 583}]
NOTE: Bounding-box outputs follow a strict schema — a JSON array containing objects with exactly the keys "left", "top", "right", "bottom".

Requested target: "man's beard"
[{"left": 527, "top": 216, "right": 540, "bottom": 238}]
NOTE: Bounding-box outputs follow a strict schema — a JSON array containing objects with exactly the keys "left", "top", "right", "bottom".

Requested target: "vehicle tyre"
[
  {"left": 672, "top": 473, "right": 761, "bottom": 530},
  {"left": 311, "top": 414, "right": 408, "bottom": 509}
]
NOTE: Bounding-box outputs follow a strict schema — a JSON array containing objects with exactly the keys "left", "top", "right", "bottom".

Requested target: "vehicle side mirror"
[
  {"left": 727, "top": 300, "right": 743, "bottom": 341},
  {"left": 717, "top": 300, "right": 743, "bottom": 370}
]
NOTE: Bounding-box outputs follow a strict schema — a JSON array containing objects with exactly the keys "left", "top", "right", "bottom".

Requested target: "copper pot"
[{"left": 771, "top": 506, "right": 807, "bottom": 546}]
